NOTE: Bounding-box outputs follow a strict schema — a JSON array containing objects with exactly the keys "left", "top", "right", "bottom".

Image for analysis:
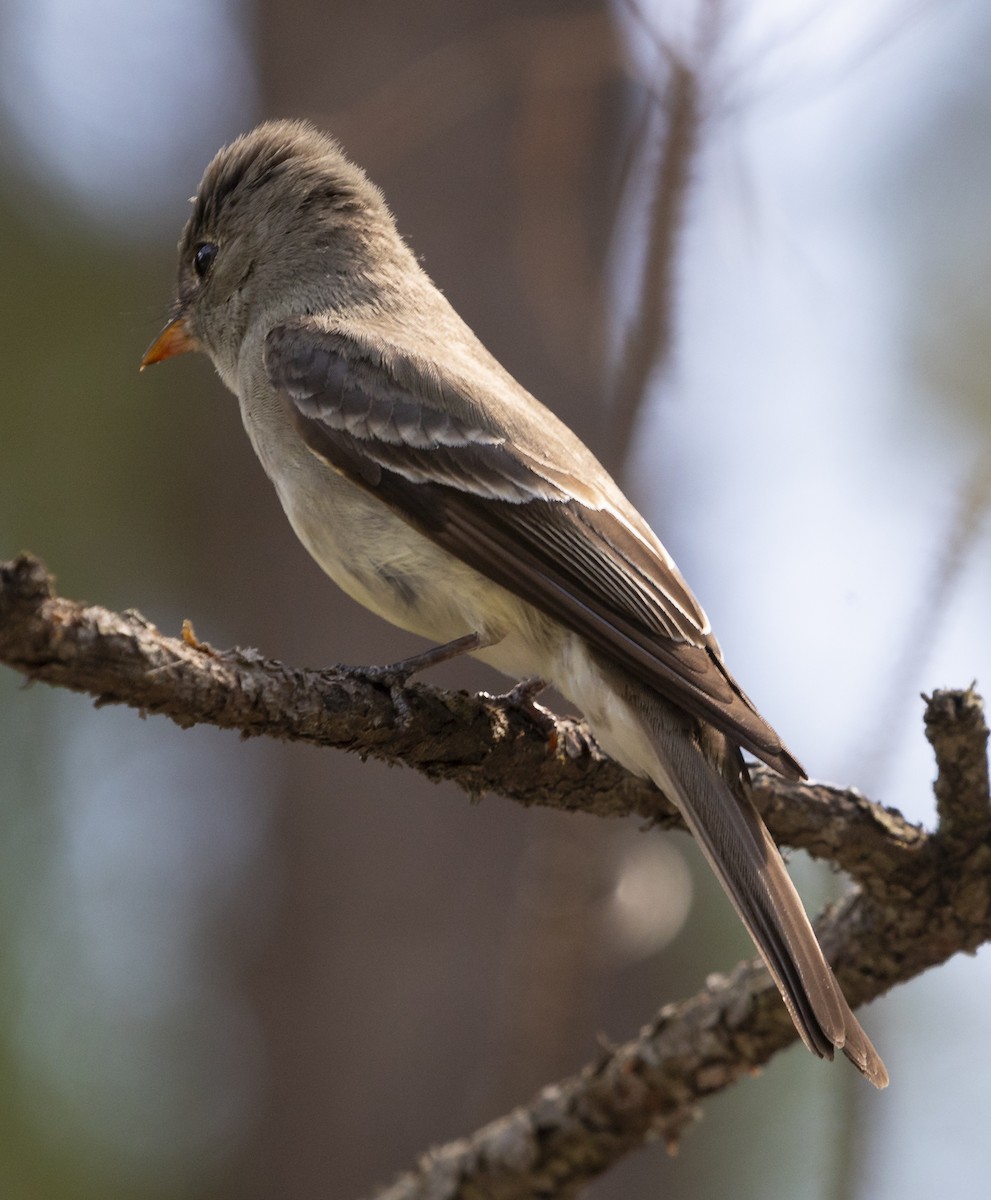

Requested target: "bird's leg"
[
  {"left": 361, "top": 631, "right": 488, "bottom": 687},
  {"left": 358, "top": 631, "right": 490, "bottom": 728}
]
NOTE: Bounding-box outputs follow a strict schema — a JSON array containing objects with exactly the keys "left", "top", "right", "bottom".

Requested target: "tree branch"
[
  {"left": 0, "top": 554, "right": 920, "bottom": 863},
  {"left": 367, "top": 837, "right": 988, "bottom": 1200},
  {"left": 369, "top": 690, "right": 991, "bottom": 1200},
  {"left": 3, "top": 553, "right": 989, "bottom": 1197}
]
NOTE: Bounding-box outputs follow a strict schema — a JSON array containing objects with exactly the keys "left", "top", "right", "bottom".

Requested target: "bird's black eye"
[{"left": 193, "top": 242, "right": 218, "bottom": 279}]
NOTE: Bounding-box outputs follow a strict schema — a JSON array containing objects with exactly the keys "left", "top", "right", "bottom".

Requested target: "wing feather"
[{"left": 266, "top": 320, "right": 803, "bottom": 778}]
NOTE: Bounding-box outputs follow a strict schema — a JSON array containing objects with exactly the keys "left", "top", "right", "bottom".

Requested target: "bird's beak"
[{"left": 140, "top": 313, "right": 201, "bottom": 370}]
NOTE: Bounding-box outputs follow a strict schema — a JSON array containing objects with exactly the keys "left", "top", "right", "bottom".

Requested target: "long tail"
[{"left": 629, "top": 687, "right": 888, "bottom": 1088}]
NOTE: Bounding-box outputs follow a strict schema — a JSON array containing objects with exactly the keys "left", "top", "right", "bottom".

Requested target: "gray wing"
[{"left": 265, "top": 319, "right": 804, "bottom": 779}]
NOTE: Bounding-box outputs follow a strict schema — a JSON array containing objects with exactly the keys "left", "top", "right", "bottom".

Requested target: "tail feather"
[{"left": 632, "top": 690, "right": 888, "bottom": 1088}]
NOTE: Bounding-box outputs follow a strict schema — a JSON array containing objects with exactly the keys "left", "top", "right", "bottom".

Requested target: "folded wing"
[{"left": 266, "top": 319, "right": 804, "bottom": 778}]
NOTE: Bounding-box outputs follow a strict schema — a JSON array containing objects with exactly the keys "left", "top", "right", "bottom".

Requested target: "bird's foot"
[
  {"left": 358, "top": 632, "right": 486, "bottom": 727},
  {"left": 484, "top": 676, "right": 557, "bottom": 737},
  {"left": 361, "top": 631, "right": 484, "bottom": 689}
]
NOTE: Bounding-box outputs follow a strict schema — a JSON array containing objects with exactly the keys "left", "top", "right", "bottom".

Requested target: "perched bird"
[{"left": 143, "top": 120, "right": 886, "bottom": 1086}]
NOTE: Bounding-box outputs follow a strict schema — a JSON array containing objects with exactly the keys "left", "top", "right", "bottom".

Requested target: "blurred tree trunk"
[{"left": 227, "top": 3, "right": 650, "bottom": 1198}]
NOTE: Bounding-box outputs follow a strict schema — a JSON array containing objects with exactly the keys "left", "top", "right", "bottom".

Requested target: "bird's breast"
[{"left": 236, "top": 377, "right": 564, "bottom": 677}]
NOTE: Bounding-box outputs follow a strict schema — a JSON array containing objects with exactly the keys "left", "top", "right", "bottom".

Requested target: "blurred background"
[{"left": 2, "top": 0, "right": 990, "bottom": 1197}]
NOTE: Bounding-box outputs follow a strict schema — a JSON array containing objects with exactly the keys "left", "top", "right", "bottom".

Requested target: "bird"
[{"left": 142, "top": 119, "right": 886, "bottom": 1087}]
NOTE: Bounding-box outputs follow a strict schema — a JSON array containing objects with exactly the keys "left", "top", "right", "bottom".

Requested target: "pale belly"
[
  {"left": 237, "top": 384, "right": 655, "bottom": 783},
  {"left": 265, "top": 433, "right": 564, "bottom": 682}
]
